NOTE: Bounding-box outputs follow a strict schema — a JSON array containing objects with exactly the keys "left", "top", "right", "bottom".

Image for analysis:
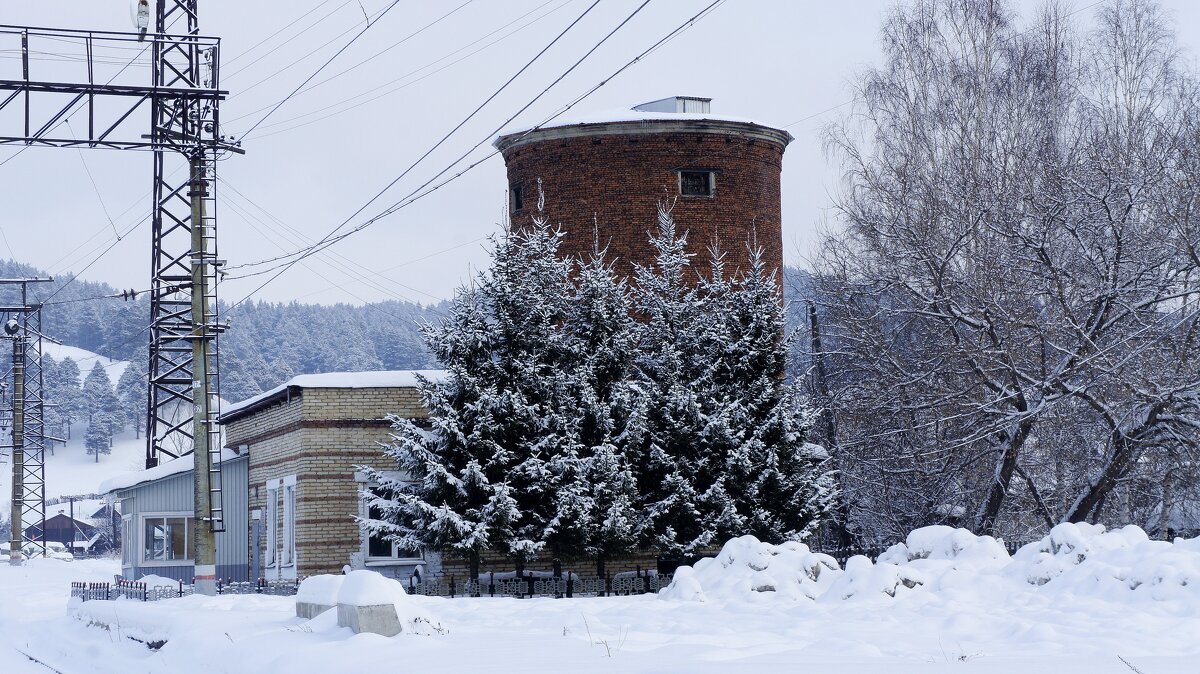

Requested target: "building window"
[
  {"left": 511, "top": 184, "right": 523, "bottom": 212},
  {"left": 121, "top": 515, "right": 133, "bottom": 566},
  {"left": 265, "top": 476, "right": 297, "bottom": 570},
  {"left": 361, "top": 484, "right": 423, "bottom": 563},
  {"left": 679, "top": 170, "right": 714, "bottom": 197},
  {"left": 265, "top": 482, "right": 278, "bottom": 568},
  {"left": 282, "top": 480, "right": 296, "bottom": 567},
  {"left": 141, "top": 514, "right": 193, "bottom": 563}
]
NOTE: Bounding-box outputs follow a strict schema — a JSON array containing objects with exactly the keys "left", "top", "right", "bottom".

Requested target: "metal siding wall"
[
  {"left": 216, "top": 456, "right": 248, "bottom": 579},
  {"left": 114, "top": 455, "right": 250, "bottom": 582}
]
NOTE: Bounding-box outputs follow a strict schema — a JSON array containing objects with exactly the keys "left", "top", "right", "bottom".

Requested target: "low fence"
[
  {"left": 406, "top": 568, "right": 672, "bottom": 599},
  {"left": 71, "top": 540, "right": 1038, "bottom": 604},
  {"left": 70, "top": 578, "right": 299, "bottom": 603}
]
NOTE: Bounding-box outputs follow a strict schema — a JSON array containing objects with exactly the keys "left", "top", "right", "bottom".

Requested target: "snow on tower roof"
[
  {"left": 495, "top": 98, "right": 792, "bottom": 148},
  {"left": 220, "top": 369, "right": 447, "bottom": 422}
]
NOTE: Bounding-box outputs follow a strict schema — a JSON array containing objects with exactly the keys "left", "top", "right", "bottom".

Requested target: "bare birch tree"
[{"left": 815, "top": 0, "right": 1200, "bottom": 541}]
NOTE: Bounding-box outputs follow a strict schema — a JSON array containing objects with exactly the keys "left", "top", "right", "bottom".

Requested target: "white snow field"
[{"left": 2, "top": 523, "right": 1199, "bottom": 673}]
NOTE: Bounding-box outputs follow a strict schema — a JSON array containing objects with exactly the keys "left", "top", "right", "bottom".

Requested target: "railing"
[
  {"left": 406, "top": 568, "right": 672, "bottom": 599},
  {"left": 69, "top": 577, "right": 298, "bottom": 602}
]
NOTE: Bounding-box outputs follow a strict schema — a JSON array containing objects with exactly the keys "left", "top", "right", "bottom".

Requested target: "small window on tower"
[
  {"left": 679, "top": 170, "right": 714, "bottom": 197},
  {"left": 511, "top": 184, "right": 523, "bottom": 211}
]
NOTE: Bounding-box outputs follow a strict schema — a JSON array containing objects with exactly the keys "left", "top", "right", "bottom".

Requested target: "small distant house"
[
  {"left": 26, "top": 512, "right": 96, "bottom": 550},
  {"left": 101, "top": 451, "right": 249, "bottom": 583},
  {"left": 219, "top": 371, "right": 444, "bottom": 582}
]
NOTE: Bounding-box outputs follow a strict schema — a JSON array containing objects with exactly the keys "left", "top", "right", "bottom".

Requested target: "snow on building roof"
[
  {"left": 220, "top": 369, "right": 447, "bottom": 421},
  {"left": 99, "top": 447, "right": 245, "bottom": 495},
  {"left": 495, "top": 99, "right": 791, "bottom": 147}
]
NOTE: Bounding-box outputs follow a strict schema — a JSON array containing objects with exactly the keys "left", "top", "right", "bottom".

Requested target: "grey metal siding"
[
  {"left": 216, "top": 456, "right": 248, "bottom": 578},
  {"left": 115, "top": 455, "right": 249, "bottom": 582}
]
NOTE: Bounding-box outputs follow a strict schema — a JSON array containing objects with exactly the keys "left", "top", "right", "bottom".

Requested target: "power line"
[
  {"left": 222, "top": 0, "right": 364, "bottom": 80},
  {"left": 218, "top": 180, "right": 433, "bottom": 303},
  {"left": 223, "top": 0, "right": 345, "bottom": 69},
  {"left": 225, "top": 0, "right": 725, "bottom": 309},
  {"left": 223, "top": 0, "right": 568, "bottom": 129},
  {"left": 236, "top": 0, "right": 404, "bottom": 140},
  {"left": 224, "top": 0, "right": 606, "bottom": 278}
]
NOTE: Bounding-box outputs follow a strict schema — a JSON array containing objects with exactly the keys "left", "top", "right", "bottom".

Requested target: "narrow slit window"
[
  {"left": 511, "top": 184, "right": 523, "bottom": 212},
  {"left": 679, "top": 170, "right": 714, "bottom": 197}
]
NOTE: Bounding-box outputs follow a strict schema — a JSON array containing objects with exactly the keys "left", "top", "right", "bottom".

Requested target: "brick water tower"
[{"left": 494, "top": 97, "right": 792, "bottom": 285}]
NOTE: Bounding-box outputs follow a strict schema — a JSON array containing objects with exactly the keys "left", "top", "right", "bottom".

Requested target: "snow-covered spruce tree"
[
  {"left": 116, "top": 361, "right": 147, "bottom": 439},
  {"left": 548, "top": 233, "right": 641, "bottom": 574},
  {"left": 361, "top": 215, "right": 577, "bottom": 579},
  {"left": 719, "top": 242, "right": 836, "bottom": 541},
  {"left": 85, "top": 414, "right": 112, "bottom": 462},
  {"left": 627, "top": 202, "right": 714, "bottom": 555}
]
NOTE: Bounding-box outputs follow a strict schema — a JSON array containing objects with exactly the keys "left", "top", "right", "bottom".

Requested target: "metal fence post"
[{"left": 449, "top": 575, "right": 456, "bottom": 599}]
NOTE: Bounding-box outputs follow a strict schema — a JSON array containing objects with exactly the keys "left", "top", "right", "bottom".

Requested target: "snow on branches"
[{"left": 361, "top": 202, "right": 834, "bottom": 571}]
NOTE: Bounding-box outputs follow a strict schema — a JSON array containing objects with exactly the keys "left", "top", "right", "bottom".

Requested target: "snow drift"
[{"left": 663, "top": 523, "right": 1200, "bottom": 604}]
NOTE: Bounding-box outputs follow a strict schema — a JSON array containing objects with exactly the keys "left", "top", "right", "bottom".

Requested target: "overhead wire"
[
  {"left": 224, "top": 1, "right": 395, "bottom": 91},
  {"left": 223, "top": 0, "right": 606, "bottom": 277},
  {"left": 225, "top": 0, "right": 725, "bottom": 310},
  {"left": 218, "top": 179, "right": 433, "bottom": 303},
  {"left": 222, "top": 0, "right": 345, "bottom": 69},
  {"left": 223, "top": 0, "right": 568, "bottom": 129},
  {"left": 235, "top": 0, "right": 404, "bottom": 140}
]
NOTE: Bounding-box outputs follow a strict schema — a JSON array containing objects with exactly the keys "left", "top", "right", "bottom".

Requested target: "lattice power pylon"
[
  {"left": 1, "top": 279, "right": 52, "bottom": 559},
  {"left": 0, "top": 2, "right": 238, "bottom": 557}
]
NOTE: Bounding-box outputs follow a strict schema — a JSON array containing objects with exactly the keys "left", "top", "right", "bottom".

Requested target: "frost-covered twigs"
[{"left": 814, "top": 0, "right": 1200, "bottom": 541}]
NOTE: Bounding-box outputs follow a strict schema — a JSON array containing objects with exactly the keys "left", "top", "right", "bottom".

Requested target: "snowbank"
[
  {"left": 660, "top": 536, "right": 841, "bottom": 602},
  {"left": 296, "top": 574, "right": 343, "bottom": 607},
  {"left": 664, "top": 524, "right": 1200, "bottom": 604}
]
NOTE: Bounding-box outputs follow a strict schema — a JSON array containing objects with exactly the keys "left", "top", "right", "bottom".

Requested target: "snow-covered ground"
[
  {"left": 2, "top": 524, "right": 1199, "bottom": 673},
  {"left": 0, "top": 422, "right": 144, "bottom": 523}
]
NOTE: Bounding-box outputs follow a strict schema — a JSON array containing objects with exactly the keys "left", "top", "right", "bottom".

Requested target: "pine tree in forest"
[
  {"left": 116, "top": 362, "right": 147, "bottom": 439},
  {"left": 82, "top": 362, "right": 115, "bottom": 423}
]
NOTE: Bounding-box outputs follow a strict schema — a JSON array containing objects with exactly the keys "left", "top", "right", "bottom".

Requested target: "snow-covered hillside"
[
  {"left": 0, "top": 345, "right": 140, "bottom": 522},
  {"left": 42, "top": 342, "right": 129, "bottom": 384}
]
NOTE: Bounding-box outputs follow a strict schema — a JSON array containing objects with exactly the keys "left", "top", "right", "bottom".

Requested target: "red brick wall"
[{"left": 500, "top": 123, "right": 787, "bottom": 286}]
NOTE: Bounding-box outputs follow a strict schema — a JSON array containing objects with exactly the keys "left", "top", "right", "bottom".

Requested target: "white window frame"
[
  {"left": 121, "top": 514, "right": 133, "bottom": 567},
  {"left": 264, "top": 476, "right": 298, "bottom": 580},
  {"left": 138, "top": 511, "right": 194, "bottom": 567},
  {"left": 265, "top": 479, "right": 279, "bottom": 569},
  {"left": 355, "top": 471, "right": 424, "bottom": 566},
  {"left": 281, "top": 475, "right": 297, "bottom": 568}
]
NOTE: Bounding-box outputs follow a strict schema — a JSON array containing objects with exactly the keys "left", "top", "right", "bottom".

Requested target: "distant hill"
[
  {"left": 0, "top": 260, "right": 446, "bottom": 404},
  {"left": 0, "top": 259, "right": 818, "bottom": 405}
]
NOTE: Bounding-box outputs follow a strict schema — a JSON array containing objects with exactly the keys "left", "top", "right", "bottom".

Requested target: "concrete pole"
[
  {"left": 8, "top": 336, "right": 24, "bottom": 565},
  {"left": 190, "top": 151, "right": 217, "bottom": 596}
]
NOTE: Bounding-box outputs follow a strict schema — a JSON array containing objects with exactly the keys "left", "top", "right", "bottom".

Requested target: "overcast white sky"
[{"left": 2, "top": 0, "right": 1199, "bottom": 306}]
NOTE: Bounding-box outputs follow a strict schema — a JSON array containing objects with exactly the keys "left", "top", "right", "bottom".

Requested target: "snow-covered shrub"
[
  {"left": 1008, "top": 523, "right": 1200, "bottom": 600},
  {"left": 659, "top": 535, "right": 841, "bottom": 602},
  {"left": 663, "top": 526, "right": 1200, "bottom": 605}
]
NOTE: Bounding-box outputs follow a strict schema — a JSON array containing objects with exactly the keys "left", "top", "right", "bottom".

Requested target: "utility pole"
[
  {"left": 7, "top": 318, "right": 24, "bottom": 566},
  {"left": 190, "top": 151, "right": 218, "bottom": 596}
]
